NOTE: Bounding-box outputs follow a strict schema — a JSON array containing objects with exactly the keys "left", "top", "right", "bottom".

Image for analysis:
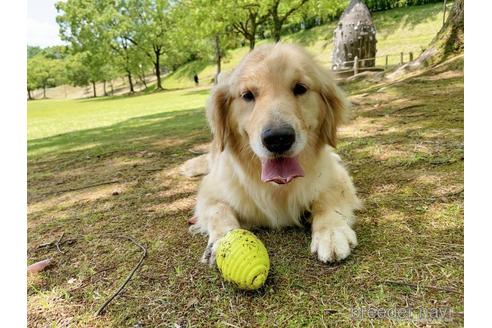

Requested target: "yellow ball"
[{"left": 216, "top": 229, "right": 270, "bottom": 290}]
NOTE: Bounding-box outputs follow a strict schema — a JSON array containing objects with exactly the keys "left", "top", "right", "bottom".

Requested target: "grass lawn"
[
  {"left": 27, "top": 52, "right": 464, "bottom": 327},
  {"left": 27, "top": 87, "right": 211, "bottom": 142}
]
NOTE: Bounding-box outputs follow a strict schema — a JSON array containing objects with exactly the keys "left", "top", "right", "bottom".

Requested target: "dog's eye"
[
  {"left": 293, "top": 83, "right": 308, "bottom": 96},
  {"left": 241, "top": 91, "right": 255, "bottom": 102}
]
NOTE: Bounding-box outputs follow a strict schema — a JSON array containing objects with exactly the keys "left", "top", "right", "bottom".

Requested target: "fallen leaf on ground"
[{"left": 27, "top": 258, "right": 52, "bottom": 274}]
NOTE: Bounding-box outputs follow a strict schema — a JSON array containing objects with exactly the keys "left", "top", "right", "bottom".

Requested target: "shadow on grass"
[
  {"left": 288, "top": 22, "right": 335, "bottom": 47},
  {"left": 28, "top": 108, "right": 207, "bottom": 157},
  {"left": 374, "top": 3, "right": 444, "bottom": 38},
  {"left": 76, "top": 85, "right": 196, "bottom": 103}
]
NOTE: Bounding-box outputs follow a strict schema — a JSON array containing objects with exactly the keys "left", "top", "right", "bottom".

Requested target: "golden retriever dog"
[{"left": 190, "top": 43, "right": 361, "bottom": 265}]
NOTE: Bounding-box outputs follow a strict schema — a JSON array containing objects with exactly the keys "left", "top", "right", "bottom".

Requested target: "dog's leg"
[
  {"left": 194, "top": 201, "right": 240, "bottom": 266},
  {"left": 310, "top": 201, "right": 358, "bottom": 263}
]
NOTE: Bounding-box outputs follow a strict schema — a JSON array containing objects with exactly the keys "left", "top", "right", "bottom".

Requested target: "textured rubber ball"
[{"left": 215, "top": 229, "right": 270, "bottom": 290}]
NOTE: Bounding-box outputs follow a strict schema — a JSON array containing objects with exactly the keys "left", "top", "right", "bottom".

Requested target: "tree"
[
  {"left": 184, "top": 0, "right": 241, "bottom": 80},
  {"left": 387, "top": 0, "right": 463, "bottom": 79},
  {"left": 27, "top": 55, "right": 64, "bottom": 99},
  {"left": 64, "top": 52, "right": 92, "bottom": 89},
  {"left": 230, "top": 1, "right": 270, "bottom": 50},
  {"left": 27, "top": 59, "right": 40, "bottom": 100},
  {"left": 122, "top": 0, "right": 178, "bottom": 90},
  {"left": 296, "top": 0, "right": 346, "bottom": 29},
  {"left": 430, "top": 0, "right": 464, "bottom": 58},
  {"left": 113, "top": 38, "right": 138, "bottom": 93},
  {"left": 56, "top": 0, "right": 113, "bottom": 97},
  {"left": 266, "top": 0, "right": 309, "bottom": 42},
  {"left": 413, "top": 0, "right": 463, "bottom": 64}
]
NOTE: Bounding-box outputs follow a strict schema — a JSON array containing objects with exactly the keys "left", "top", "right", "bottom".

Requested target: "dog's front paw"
[
  {"left": 200, "top": 238, "right": 222, "bottom": 267},
  {"left": 310, "top": 224, "right": 357, "bottom": 263}
]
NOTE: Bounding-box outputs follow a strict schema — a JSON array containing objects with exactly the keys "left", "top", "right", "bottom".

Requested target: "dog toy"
[{"left": 216, "top": 229, "right": 270, "bottom": 290}]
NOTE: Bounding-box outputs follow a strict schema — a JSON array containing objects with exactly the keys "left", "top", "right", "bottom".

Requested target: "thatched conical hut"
[{"left": 332, "top": 0, "right": 377, "bottom": 70}]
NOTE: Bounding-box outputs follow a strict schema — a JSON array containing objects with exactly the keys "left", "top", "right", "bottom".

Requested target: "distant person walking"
[{"left": 193, "top": 73, "right": 199, "bottom": 86}]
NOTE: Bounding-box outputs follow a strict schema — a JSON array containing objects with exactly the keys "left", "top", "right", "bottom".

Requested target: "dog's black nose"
[{"left": 261, "top": 126, "right": 296, "bottom": 154}]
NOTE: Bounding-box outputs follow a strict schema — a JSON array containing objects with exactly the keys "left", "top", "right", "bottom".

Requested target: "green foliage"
[
  {"left": 63, "top": 52, "right": 92, "bottom": 87},
  {"left": 56, "top": 0, "right": 113, "bottom": 93},
  {"left": 176, "top": 0, "right": 243, "bottom": 77},
  {"left": 27, "top": 53, "right": 65, "bottom": 97},
  {"left": 27, "top": 46, "right": 42, "bottom": 59}
]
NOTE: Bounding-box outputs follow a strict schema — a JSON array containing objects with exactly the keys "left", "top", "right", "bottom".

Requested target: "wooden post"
[
  {"left": 443, "top": 0, "right": 447, "bottom": 27},
  {"left": 385, "top": 55, "right": 389, "bottom": 69},
  {"left": 400, "top": 52, "right": 404, "bottom": 65},
  {"left": 409, "top": 52, "right": 414, "bottom": 62},
  {"left": 353, "top": 56, "right": 359, "bottom": 76}
]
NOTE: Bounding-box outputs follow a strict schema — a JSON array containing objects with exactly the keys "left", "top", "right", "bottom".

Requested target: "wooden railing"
[{"left": 332, "top": 51, "right": 420, "bottom": 76}]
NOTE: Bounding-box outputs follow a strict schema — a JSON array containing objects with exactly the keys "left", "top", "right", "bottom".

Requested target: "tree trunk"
[
  {"left": 43, "top": 85, "right": 47, "bottom": 99},
  {"left": 268, "top": 0, "right": 307, "bottom": 42},
  {"left": 249, "top": 21, "right": 257, "bottom": 50},
  {"left": 248, "top": 12, "right": 259, "bottom": 50},
  {"left": 443, "top": 0, "right": 447, "bottom": 27},
  {"left": 140, "top": 75, "right": 147, "bottom": 89},
  {"left": 155, "top": 49, "right": 163, "bottom": 90},
  {"left": 439, "top": 0, "right": 464, "bottom": 55},
  {"left": 128, "top": 72, "right": 134, "bottom": 93},
  {"left": 248, "top": 36, "right": 256, "bottom": 50},
  {"left": 423, "top": 0, "right": 463, "bottom": 61},
  {"left": 272, "top": 19, "right": 282, "bottom": 42},
  {"left": 91, "top": 81, "right": 97, "bottom": 97},
  {"left": 215, "top": 34, "right": 222, "bottom": 84},
  {"left": 103, "top": 80, "right": 108, "bottom": 96},
  {"left": 28, "top": 89, "right": 33, "bottom": 100},
  {"left": 110, "top": 80, "right": 114, "bottom": 95},
  {"left": 386, "top": 0, "right": 463, "bottom": 80}
]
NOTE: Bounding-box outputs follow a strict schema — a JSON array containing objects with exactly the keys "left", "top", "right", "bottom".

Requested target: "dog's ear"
[
  {"left": 206, "top": 82, "right": 231, "bottom": 152},
  {"left": 318, "top": 68, "right": 350, "bottom": 148}
]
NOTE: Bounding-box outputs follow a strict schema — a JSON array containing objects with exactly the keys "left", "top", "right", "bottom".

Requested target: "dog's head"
[{"left": 207, "top": 43, "right": 350, "bottom": 185}]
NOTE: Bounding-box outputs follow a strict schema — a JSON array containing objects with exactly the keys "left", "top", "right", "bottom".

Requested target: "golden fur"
[{"left": 191, "top": 43, "right": 361, "bottom": 264}]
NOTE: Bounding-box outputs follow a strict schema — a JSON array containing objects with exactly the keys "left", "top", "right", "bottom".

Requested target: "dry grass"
[{"left": 27, "top": 56, "right": 463, "bottom": 327}]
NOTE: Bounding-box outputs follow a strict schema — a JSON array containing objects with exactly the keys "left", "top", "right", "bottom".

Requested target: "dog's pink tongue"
[{"left": 261, "top": 157, "right": 304, "bottom": 184}]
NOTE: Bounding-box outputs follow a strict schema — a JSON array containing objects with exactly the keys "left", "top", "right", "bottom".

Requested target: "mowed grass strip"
[{"left": 27, "top": 87, "right": 211, "bottom": 141}]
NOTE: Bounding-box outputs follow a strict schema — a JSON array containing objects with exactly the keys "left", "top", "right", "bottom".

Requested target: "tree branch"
[
  {"left": 94, "top": 236, "right": 147, "bottom": 316},
  {"left": 280, "top": 0, "right": 308, "bottom": 25},
  {"left": 382, "top": 280, "right": 460, "bottom": 294}
]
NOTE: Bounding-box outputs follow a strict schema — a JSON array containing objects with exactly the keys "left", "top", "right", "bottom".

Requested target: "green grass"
[
  {"left": 28, "top": 87, "right": 210, "bottom": 142},
  {"left": 27, "top": 56, "right": 464, "bottom": 327}
]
